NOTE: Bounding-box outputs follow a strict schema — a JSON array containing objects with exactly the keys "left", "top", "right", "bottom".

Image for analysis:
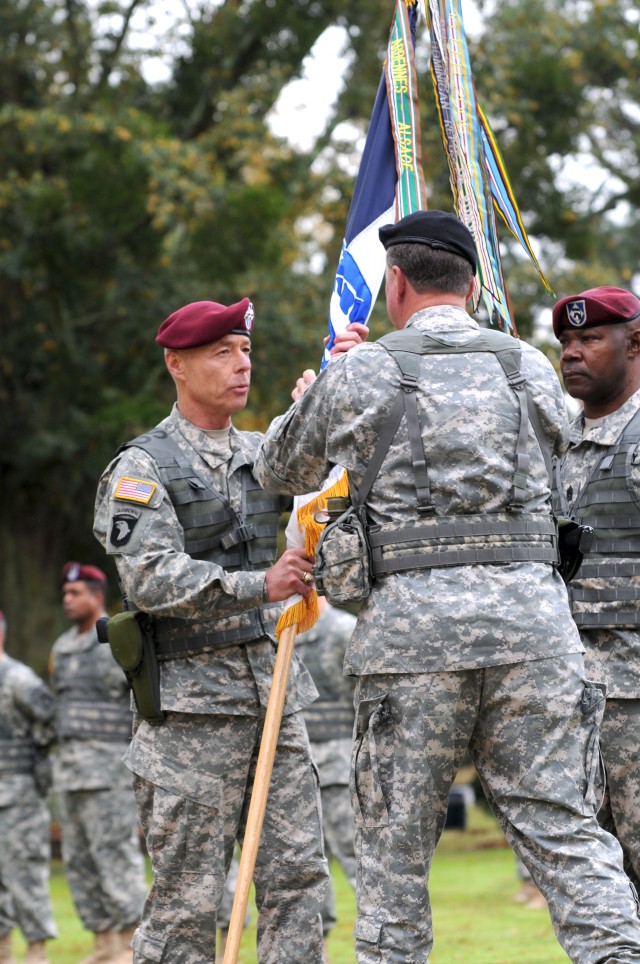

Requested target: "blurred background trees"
[{"left": 0, "top": 0, "right": 638, "bottom": 668}]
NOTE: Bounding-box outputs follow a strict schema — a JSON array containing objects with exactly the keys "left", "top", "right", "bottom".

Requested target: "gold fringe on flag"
[{"left": 275, "top": 469, "right": 350, "bottom": 639}]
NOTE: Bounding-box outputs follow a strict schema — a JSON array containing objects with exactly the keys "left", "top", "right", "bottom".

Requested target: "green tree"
[
  {"left": 0, "top": 0, "right": 393, "bottom": 665},
  {"left": 469, "top": 0, "right": 639, "bottom": 333},
  {"left": 1, "top": 0, "right": 638, "bottom": 666}
]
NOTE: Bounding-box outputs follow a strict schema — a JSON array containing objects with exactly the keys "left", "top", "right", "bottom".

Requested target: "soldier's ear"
[
  {"left": 627, "top": 325, "right": 640, "bottom": 359},
  {"left": 465, "top": 279, "right": 475, "bottom": 304},
  {"left": 165, "top": 349, "right": 185, "bottom": 381}
]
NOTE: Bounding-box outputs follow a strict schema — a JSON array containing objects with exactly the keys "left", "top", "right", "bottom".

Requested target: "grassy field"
[{"left": 11, "top": 804, "right": 569, "bottom": 963}]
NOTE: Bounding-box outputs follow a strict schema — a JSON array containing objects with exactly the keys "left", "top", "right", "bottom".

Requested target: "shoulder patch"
[
  {"left": 114, "top": 476, "right": 157, "bottom": 505},
  {"left": 110, "top": 508, "right": 142, "bottom": 548}
]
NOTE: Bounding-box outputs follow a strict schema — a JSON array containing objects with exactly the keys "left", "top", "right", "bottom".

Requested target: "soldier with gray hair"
[
  {"left": 93, "top": 298, "right": 367, "bottom": 963},
  {"left": 50, "top": 563, "right": 147, "bottom": 964},
  {"left": 254, "top": 210, "right": 640, "bottom": 962},
  {"left": 0, "top": 609, "right": 57, "bottom": 964}
]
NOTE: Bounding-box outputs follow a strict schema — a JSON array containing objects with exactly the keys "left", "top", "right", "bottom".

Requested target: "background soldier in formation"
[
  {"left": 254, "top": 210, "right": 640, "bottom": 962},
  {"left": 297, "top": 596, "right": 357, "bottom": 958},
  {"left": 50, "top": 563, "right": 147, "bottom": 964},
  {"left": 215, "top": 853, "right": 249, "bottom": 961},
  {"left": 553, "top": 286, "right": 640, "bottom": 890},
  {"left": 0, "top": 610, "right": 57, "bottom": 964},
  {"left": 93, "top": 299, "right": 367, "bottom": 963}
]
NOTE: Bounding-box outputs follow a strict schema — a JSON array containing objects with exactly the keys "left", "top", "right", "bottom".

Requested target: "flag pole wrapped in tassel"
[
  {"left": 281, "top": 0, "right": 427, "bottom": 634},
  {"left": 222, "top": 6, "right": 426, "bottom": 961},
  {"left": 427, "top": 0, "right": 553, "bottom": 332}
]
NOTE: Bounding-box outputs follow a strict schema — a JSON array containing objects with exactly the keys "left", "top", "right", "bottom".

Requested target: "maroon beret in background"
[
  {"left": 156, "top": 298, "right": 255, "bottom": 349},
  {"left": 552, "top": 286, "right": 640, "bottom": 337},
  {"left": 61, "top": 562, "right": 107, "bottom": 585}
]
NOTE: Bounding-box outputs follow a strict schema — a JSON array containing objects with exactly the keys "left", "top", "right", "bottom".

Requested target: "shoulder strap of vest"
[
  {"left": 122, "top": 426, "right": 233, "bottom": 505},
  {"left": 618, "top": 406, "right": 640, "bottom": 443},
  {"left": 121, "top": 427, "right": 279, "bottom": 569},
  {"left": 376, "top": 327, "right": 531, "bottom": 512},
  {"left": 570, "top": 406, "right": 640, "bottom": 515},
  {"left": 119, "top": 427, "right": 183, "bottom": 467},
  {"left": 371, "top": 331, "right": 430, "bottom": 506}
]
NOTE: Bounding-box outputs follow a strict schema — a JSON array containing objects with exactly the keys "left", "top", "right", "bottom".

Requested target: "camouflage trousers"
[
  {"left": 127, "top": 710, "right": 328, "bottom": 964},
  {"left": 597, "top": 698, "right": 640, "bottom": 893},
  {"left": 352, "top": 654, "right": 640, "bottom": 963},
  {"left": 0, "top": 800, "right": 57, "bottom": 942},
  {"left": 57, "top": 782, "right": 147, "bottom": 933},
  {"left": 319, "top": 782, "right": 357, "bottom": 934}
]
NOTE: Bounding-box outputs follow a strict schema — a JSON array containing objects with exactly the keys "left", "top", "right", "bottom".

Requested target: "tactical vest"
[
  {"left": 122, "top": 427, "right": 289, "bottom": 658},
  {"left": 365, "top": 327, "right": 558, "bottom": 576},
  {"left": 53, "top": 640, "right": 132, "bottom": 742},
  {"left": 552, "top": 408, "right": 640, "bottom": 627},
  {"left": 0, "top": 660, "right": 36, "bottom": 772}
]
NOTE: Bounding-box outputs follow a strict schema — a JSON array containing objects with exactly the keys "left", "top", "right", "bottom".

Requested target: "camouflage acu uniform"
[
  {"left": 0, "top": 655, "right": 57, "bottom": 945},
  {"left": 255, "top": 306, "right": 640, "bottom": 963},
  {"left": 50, "top": 623, "right": 147, "bottom": 935},
  {"left": 93, "top": 405, "right": 327, "bottom": 964},
  {"left": 297, "top": 604, "right": 357, "bottom": 933},
  {"left": 554, "top": 387, "right": 640, "bottom": 890}
]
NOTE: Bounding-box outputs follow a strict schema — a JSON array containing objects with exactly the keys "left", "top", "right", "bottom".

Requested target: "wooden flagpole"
[{"left": 222, "top": 622, "right": 298, "bottom": 963}]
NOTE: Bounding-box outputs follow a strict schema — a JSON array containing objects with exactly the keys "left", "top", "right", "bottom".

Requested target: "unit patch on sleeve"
[
  {"left": 109, "top": 508, "right": 142, "bottom": 548},
  {"left": 114, "top": 476, "right": 157, "bottom": 504}
]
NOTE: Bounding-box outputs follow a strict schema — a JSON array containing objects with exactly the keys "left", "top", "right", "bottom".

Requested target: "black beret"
[{"left": 379, "top": 210, "right": 477, "bottom": 274}]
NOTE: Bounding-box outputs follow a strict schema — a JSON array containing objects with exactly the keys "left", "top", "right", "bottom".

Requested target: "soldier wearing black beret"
[
  {"left": 254, "top": 214, "right": 640, "bottom": 961},
  {"left": 378, "top": 209, "right": 478, "bottom": 272}
]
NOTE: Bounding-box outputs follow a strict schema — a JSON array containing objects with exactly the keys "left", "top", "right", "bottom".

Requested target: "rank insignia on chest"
[{"left": 114, "top": 476, "right": 157, "bottom": 504}]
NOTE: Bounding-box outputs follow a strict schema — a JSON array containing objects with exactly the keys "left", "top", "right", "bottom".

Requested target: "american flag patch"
[{"left": 114, "top": 477, "right": 157, "bottom": 504}]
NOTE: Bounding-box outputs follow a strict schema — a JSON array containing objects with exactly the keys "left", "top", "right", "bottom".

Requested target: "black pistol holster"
[
  {"left": 556, "top": 518, "right": 594, "bottom": 584},
  {"left": 97, "top": 611, "right": 166, "bottom": 726}
]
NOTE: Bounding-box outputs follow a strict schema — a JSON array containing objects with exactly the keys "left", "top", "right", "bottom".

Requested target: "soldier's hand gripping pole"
[{"left": 222, "top": 623, "right": 298, "bottom": 964}]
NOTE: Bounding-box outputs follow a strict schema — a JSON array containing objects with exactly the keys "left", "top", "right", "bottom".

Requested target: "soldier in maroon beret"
[
  {"left": 155, "top": 298, "right": 255, "bottom": 349},
  {"left": 552, "top": 284, "right": 640, "bottom": 893},
  {"left": 94, "top": 298, "right": 368, "bottom": 962},
  {"left": 61, "top": 561, "right": 107, "bottom": 587},
  {"left": 50, "top": 563, "right": 147, "bottom": 963}
]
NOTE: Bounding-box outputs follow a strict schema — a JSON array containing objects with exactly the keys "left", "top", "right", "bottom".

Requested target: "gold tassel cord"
[{"left": 275, "top": 470, "right": 350, "bottom": 639}]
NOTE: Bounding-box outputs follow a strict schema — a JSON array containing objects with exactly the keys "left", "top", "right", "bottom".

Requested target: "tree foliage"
[
  {"left": 0, "top": 0, "right": 638, "bottom": 665},
  {"left": 471, "top": 0, "right": 639, "bottom": 296}
]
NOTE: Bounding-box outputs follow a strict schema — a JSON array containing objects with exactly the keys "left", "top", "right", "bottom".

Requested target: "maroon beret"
[
  {"left": 156, "top": 298, "right": 255, "bottom": 349},
  {"left": 62, "top": 562, "right": 107, "bottom": 585},
  {"left": 552, "top": 286, "right": 640, "bottom": 337}
]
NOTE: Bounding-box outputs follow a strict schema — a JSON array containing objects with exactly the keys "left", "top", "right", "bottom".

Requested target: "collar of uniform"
[
  {"left": 168, "top": 403, "right": 255, "bottom": 471},
  {"left": 569, "top": 386, "right": 640, "bottom": 448},
  {"left": 406, "top": 305, "right": 481, "bottom": 334}
]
